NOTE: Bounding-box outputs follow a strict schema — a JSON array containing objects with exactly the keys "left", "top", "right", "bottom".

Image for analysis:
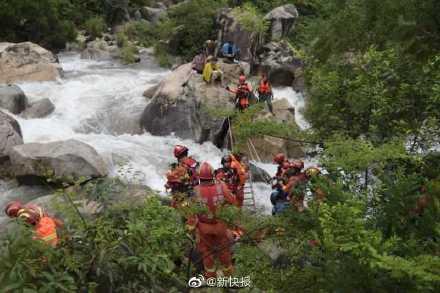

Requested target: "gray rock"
[
  {"left": 9, "top": 139, "right": 108, "bottom": 185},
  {"left": 140, "top": 61, "right": 247, "bottom": 147},
  {"left": 143, "top": 84, "right": 160, "bottom": 100},
  {"left": 264, "top": 4, "right": 299, "bottom": 40},
  {"left": 0, "top": 42, "right": 62, "bottom": 83},
  {"left": 21, "top": 98, "right": 55, "bottom": 119},
  {"left": 249, "top": 163, "right": 272, "bottom": 183},
  {"left": 80, "top": 39, "right": 119, "bottom": 61},
  {"left": 0, "top": 111, "right": 23, "bottom": 175},
  {"left": 256, "top": 41, "right": 304, "bottom": 88},
  {"left": 0, "top": 85, "right": 28, "bottom": 114},
  {"left": 217, "top": 8, "right": 261, "bottom": 63}
]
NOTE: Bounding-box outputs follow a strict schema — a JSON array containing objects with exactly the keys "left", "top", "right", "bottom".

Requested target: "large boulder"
[
  {"left": 256, "top": 41, "right": 304, "bottom": 90},
  {"left": 80, "top": 39, "right": 119, "bottom": 60},
  {"left": 9, "top": 139, "right": 108, "bottom": 185},
  {"left": 217, "top": 8, "right": 261, "bottom": 63},
  {"left": 0, "top": 42, "right": 62, "bottom": 83},
  {"left": 141, "top": 61, "right": 249, "bottom": 146},
  {"left": 21, "top": 98, "right": 55, "bottom": 119},
  {"left": 0, "top": 85, "right": 28, "bottom": 114},
  {"left": 264, "top": 4, "right": 299, "bottom": 40},
  {"left": 0, "top": 111, "right": 23, "bottom": 177}
]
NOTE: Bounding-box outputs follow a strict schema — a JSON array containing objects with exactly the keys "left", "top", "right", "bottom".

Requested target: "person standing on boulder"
[
  {"left": 257, "top": 73, "right": 274, "bottom": 113},
  {"left": 226, "top": 75, "right": 252, "bottom": 112}
]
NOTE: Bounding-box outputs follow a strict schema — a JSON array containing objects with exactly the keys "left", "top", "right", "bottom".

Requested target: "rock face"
[
  {"left": 9, "top": 139, "right": 108, "bottom": 184},
  {"left": 243, "top": 99, "right": 305, "bottom": 162},
  {"left": 256, "top": 41, "right": 304, "bottom": 89},
  {"left": 0, "top": 111, "right": 23, "bottom": 177},
  {"left": 264, "top": 4, "right": 299, "bottom": 40},
  {"left": 22, "top": 98, "right": 55, "bottom": 119},
  {"left": 0, "top": 42, "right": 62, "bottom": 83},
  {"left": 217, "top": 8, "right": 260, "bottom": 63},
  {"left": 0, "top": 85, "right": 28, "bottom": 114},
  {"left": 141, "top": 61, "right": 249, "bottom": 145}
]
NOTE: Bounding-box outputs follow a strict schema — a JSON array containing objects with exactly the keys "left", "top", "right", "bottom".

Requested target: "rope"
[
  {"left": 248, "top": 138, "right": 262, "bottom": 162},
  {"left": 262, "top": 134, "right": 323, "bottom": 146}
]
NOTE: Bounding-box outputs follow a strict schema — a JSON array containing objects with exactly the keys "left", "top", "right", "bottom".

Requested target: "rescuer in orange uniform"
[
  {"left": 229, "top": 153, "right": 248, "bottom": 207},
  {"left": 5, "top": 201, "right": 62, "bottom": 247},
  {"left": 284, "top": 166, "right": 320, "bottom": 212},
  {"left": 257, "top": 73, "right": 273, "bottom": 113},
  {"left": 187, "top": 162, "right": 239, "bottom": 278},
  {"left": 173, "top": 145, "right": 199, "bottom": 186},
  {"left": 226, "top": 75, "right": 253, "bottom": 111},
  {"left": 215, "top": 155, "right": 240, "bottom": 197}
]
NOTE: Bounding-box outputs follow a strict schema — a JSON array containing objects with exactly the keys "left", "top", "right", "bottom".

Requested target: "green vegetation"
[
  {"left": 0, "top": 0, "right": 77, "bottom": 50},
  {"left": 119, "top": 44, "right": 139, "bottom": 64},
  {"left": 156, "top": 0, "right": 227, "bottom": 60},
  {"left": 0, "top": 0, "right": 439, "bottom": 291},
  {"left": 84, "top": 16, "right": 106, "bottom": 40},
  {"left": 0, "top": 180, "right": 188, "bottom": 292},
  {"left": 231, "top": 104, "right": 301, "bottom": 152}
]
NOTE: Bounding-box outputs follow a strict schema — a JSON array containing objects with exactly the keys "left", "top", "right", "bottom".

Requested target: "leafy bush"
[
  {"left": 84, "top": 16, "right": 106, "bottom": 40},
  {"left": 116, "top": 31, "right": 129, "bottom": 48},
  {"left": 156, "top": 0, "right": 227, "bottom": 60},
  {"left": 0, "top": 183, "right": 188, "bottom": 292},
  {"left": 120, "top": 44, "right": 139, "bottom": 64},
  {"left": 0, "top": 0, "right": 77, "bottom": 50}
]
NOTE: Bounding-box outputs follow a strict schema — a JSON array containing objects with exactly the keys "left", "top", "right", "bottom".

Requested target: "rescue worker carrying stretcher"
[
  {"left": 186, "top": 162, "right": 239, "bottom": 278},
  {"left": 226, "top": 75, "right": 253, "bottom": 112},
  {"left": 5, "top": 201, "right": 63, "bottom": 247},
  {"left": 165, "top": 145, "right": 200, "bottom": 208}
]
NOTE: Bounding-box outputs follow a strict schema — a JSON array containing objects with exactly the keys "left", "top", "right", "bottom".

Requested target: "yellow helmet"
[{"left": 305, "top": 167, "right": 321, "bottom": 178}]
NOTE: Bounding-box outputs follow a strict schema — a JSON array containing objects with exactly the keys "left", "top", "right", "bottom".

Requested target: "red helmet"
[
  {"left": 174, "top": 145, "right": 188, "bottom": 158},
  {"left": 199, "top": 162, "right": 214, "bottom": 180},
  {"left": 273, "top": 153, "right": 286, "bottom": 164},
  {"left": 17, "top": 205, "right": 44, "bottom": 225},
  {"left": 291, "top": 160, "right": 304, "bottom": 170},
  {"left": 239, "top": 75, "right": 246, "bottom": 83},
  {"left": 5, "top": 201, "right": 22, "bottom": 218}
]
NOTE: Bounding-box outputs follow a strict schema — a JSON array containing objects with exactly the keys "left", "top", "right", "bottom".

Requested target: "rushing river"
[{"left": 1, "top": 53, "right": 309, "bottom": 219}]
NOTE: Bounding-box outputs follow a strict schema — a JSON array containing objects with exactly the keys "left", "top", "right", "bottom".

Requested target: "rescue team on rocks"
[{"left": 4, "top": 144, "right": 321, "bottom": 279}]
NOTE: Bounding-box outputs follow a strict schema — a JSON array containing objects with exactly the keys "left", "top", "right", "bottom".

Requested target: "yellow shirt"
[{"left": 202, "top": 62, "right": 219, "bottom": 82}]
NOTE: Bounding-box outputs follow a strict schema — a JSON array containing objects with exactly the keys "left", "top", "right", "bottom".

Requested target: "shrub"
[
  {"left": 0, "top": 180, "right": 188, "bottom": 292},
  {"left": 120, "top": 44, "right": 139, "bottom": 64},
  {"left": 84, "top": 16, "right": 106, "bottom": 40}
]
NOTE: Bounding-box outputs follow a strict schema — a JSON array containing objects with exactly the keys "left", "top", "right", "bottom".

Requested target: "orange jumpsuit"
[
  {"left": 187, "top": 182, "right": 238, "bottom": 278},
  {"left": 283, "top": 172, "right": 308, "bottom": 212},
  {"left": 34, "top": 216, "right": 59, "bottom": 247},
  {"left": 230, "top": 155, "right": 248, "bottom": 207}
]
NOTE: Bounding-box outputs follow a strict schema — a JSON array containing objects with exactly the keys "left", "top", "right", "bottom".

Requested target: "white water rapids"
[{"left": 1, "top": 53, "right": 309, "bottom": 217}]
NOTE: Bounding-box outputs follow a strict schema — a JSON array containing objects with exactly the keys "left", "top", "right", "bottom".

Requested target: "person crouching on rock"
[
  {"left": 5, "top": 201, "right": 63, "bottom": 247},
  {"left": 203, "top": 57, "right": 223, "bottom": 85}
]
